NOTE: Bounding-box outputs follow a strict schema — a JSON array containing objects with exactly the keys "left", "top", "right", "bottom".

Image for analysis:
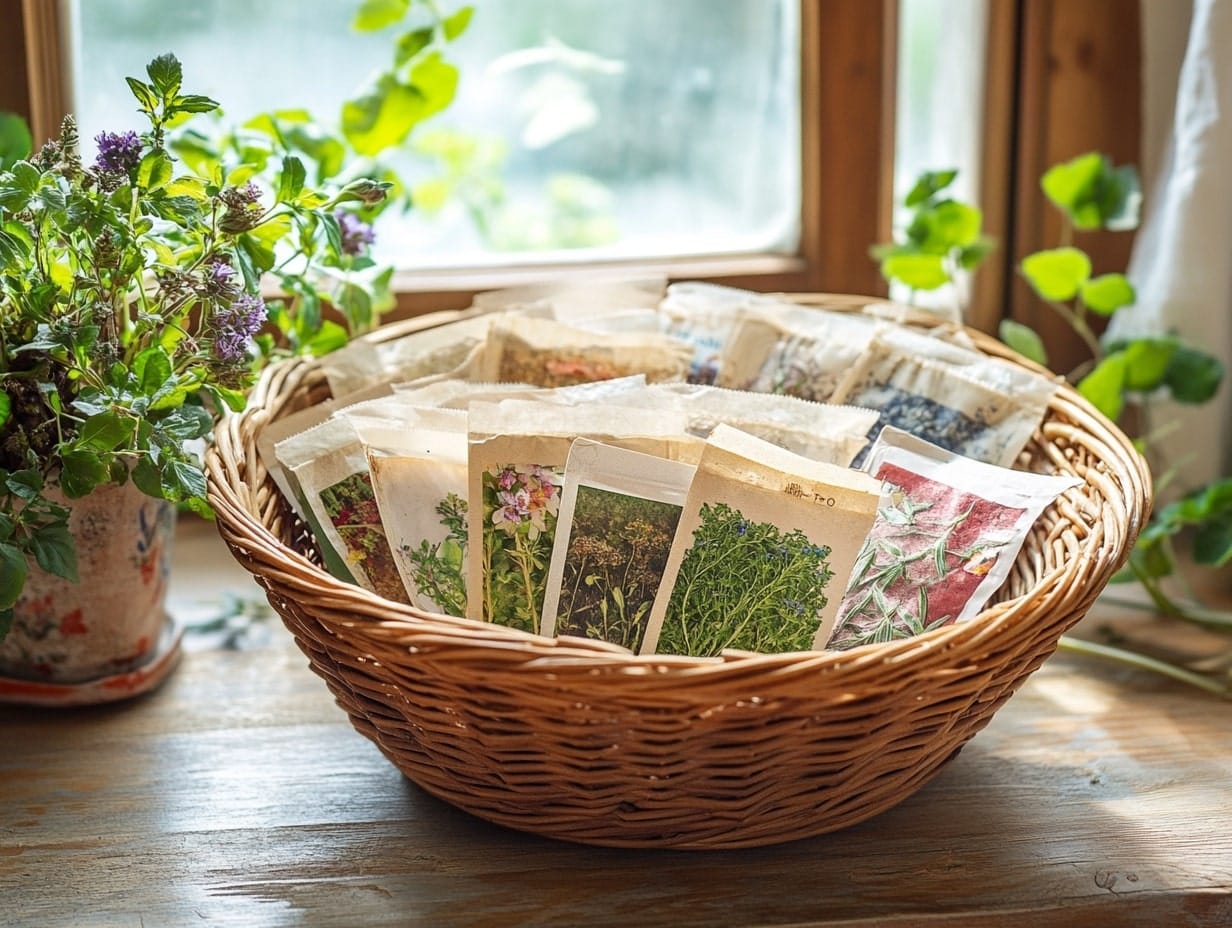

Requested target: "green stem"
[
  {"left": 1128, "top": 560, "right": 1232, "bottom": 630},
  {"left": 1058, "top": 636, "right": 1230, "bottom": 698}
]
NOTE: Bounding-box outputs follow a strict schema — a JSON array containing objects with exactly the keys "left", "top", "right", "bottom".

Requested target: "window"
[{"left": 68, "top": 0, "right": 802, "bottom": 274}]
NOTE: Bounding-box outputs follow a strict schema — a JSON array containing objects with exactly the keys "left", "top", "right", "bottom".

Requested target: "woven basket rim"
[{"left": 205, "top": 294, "right": 1152, "bottom": 681}]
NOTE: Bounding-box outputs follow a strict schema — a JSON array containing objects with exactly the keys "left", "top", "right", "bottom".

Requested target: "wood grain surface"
[{"left": 1, "top": 519, "right": 1229, "bottom": 927}]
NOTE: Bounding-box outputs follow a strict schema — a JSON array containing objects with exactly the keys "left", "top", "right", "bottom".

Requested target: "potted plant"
[{"left": 0, "top": 54, "right": 388, "bottom": 701}]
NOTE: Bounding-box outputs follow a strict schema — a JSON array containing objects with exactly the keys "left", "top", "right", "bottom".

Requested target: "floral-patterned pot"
[{"left": 0, "top": 480, "right": 175, "bottom": 688}]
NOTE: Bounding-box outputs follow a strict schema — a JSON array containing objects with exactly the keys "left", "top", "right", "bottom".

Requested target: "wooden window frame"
[{"left": 1, "top": 0, "right": 895, "bottom": 318}]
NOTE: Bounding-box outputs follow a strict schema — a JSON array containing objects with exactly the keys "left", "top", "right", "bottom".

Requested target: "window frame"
[{"left": 4, "top": 0, "right": 896, "bottom": 318}]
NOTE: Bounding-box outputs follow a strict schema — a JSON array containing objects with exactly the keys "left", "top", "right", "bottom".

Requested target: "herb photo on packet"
[
  {"left": 540, "top": 440, "right": 694, "bottom": 653},
  {"left": 640, "top": 425, "right": 881, "bottom": 657}
]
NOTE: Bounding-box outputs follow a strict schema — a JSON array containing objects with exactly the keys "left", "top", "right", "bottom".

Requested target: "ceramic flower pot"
[{"left": 0, "top": 480, "right": 179, "bottom": 699}]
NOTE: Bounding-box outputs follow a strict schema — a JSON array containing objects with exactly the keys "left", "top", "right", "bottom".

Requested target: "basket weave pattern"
[{"left": 206, "top": 296, "right": 1151, "bottom": 849}]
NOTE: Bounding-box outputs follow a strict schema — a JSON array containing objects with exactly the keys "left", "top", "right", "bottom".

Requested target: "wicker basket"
[{"left": 205, "top": 294, "right": 1151, "bottom": 849}]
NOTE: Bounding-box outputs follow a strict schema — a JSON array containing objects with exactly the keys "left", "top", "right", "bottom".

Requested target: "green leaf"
[
  {"left": 396, "top": 27, "right": 436, "bottom": 65},
  {"left": 999, "top": 319, "right": 1049, "bottom": 367},
  {"left": 58, "top": 450, "right": 110, "bottom": 499},
  {"left": 0, "top": 112, "right": 32, "bottom": 171},
  {"left": 146, "top": 53, "right": 183, "bottom": 100},
  {"left": 1128, "top": 537, "right": 1174, "bottom": 579},
  {"left": 1040, "top": 152, "right": 1141, "bottom": 231},
  {"left": 277, "top": 155, "right": 307, "bottom": 203},
  {"left": 443, "top": 6, "right": 474, "bottom": 40},
  {"left": 353, "top": 0, "right": 410, "bottom": 31},
  {"left": 342, "top": 75, "right": 425, "bottom": 156},
  {"left": 137, "top": 150, "right": 174, "bottom": 190},
  {"left": 171, "top": 93, "right": 219, "bottom": 114},
  {"left": 202, "top": 384, "right": 247, "bottom": 414},
  {"left": 928, "top": 200, "right": 983, "bottom": 249},
  {"left": 132, "top": 456, "right": 165, "bottom": 499},
  {"left": 1121, "top": 337, "right": 1178, "bottom": 392},
  {"left": 29, "top": 523, "right": 78, "bottom": 582},
  {"left": 133, "top": 347, "right": 174, "bottom": 396},
  {"left": 0, "top": 541, "right": 28, "bottom": 611},
  {"left": 304, "top": 319, "right": 350, "bottom": 357},
  {"left": 1077, "top": 352, "right": 1127, "bottom": 421},
  {"left": 1021, "top": 247, "right": 1091, "bottom": 302},
  {"left": 1163, "top": 346, "right": 1224, "bottom": 404},
  {"left": 5, "top": 469, "right": 42, "bottom": 500},
  {"left": 158, "top": 404, "right": 212, "bottom": 441},
  {"left": 76, "top": 411, "right": 136, "bottom": 453},
  {"left": 880, "top": 253, "right": 949, "bottom": 291},
  {"left": 125, "top": 77, "right": 158, "bottom": 113},
  {"left": 958, "top": 237, "right": 996, "bottom": 270},
  {"left": 164, "top": 460, "right": 207, "bottom": 501},
  {"left": 0, "top": 392, "right": 9, "bottom": 430},
  {"left": 1193, "top": 511, "right": 1232, "bottom": 567},
  {"left": 1080, "top": 273, "right": 1135, "bottom": 316},
  {"left": 904, "top": 169, "right": 957, "bottom": 208}
]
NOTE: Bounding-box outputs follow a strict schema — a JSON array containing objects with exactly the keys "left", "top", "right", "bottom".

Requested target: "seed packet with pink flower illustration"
[
  {"left": 643, "top": 382, "right": 879, "bottom": 466},
  {"left": 540, "top": 439, "right": 697, "bottom": 653},
  {"left": 359, "top": 418, "right": 470, "bottom": 616},
  {"left": 658, "top": 281, "right": 800, "bottom": 384},
  {"left": 466, "top": 401, "right": 695, "bottom": 631},
  {"left": 829, "top": 337, "right": 1055, "bottom": 469},
  {"left": 477, "top": 315, "right": 692, "bottom": 388},
  {"left": 826, "top": 427, "right": 1082, "bottom": 651},
  {"left": 640, "top": 424, "right": 881, "bottom": 657}
]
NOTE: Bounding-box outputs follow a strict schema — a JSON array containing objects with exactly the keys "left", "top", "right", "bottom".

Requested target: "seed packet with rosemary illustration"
[
  {"left": 540, "top": 439, "right": 696, "bottom": 652},
  {"left": 359, "top": 419, "right": 470, "bottom": 617},
  {"left": 658, "top": 281, "right": 798, "bottom": 384},
  {"left": 829, "top": 339, "right": 1052, "bottom": 469},
  {"left": 715, "top": 307, "right": 884, "bottom": 402},
  {"left": 644, "top": 382, "right": 879, "bottom": 466},
  {"left": 478, "top": 315, "right": 692, "bottom": 388},
  {"left": 827, "top": 427, "right": 1082, "bottom": 650},
  {"left": 640, "top": 424, "right": 881, "bottom": 657},
  {"left": 466, "top": 400, "right": 695, "bottom": 631}
]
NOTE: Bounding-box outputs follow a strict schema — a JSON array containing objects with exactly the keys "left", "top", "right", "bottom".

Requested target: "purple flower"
[
  {"left": 93, "top": 130, "right": 142, "bottom": 174},
  {"left": 202, "top": 257, "right": 238, "bottom": 296},
  {"left": 212, "top": 292, "right": 266, "bottom": 362},
  {"left": 335, "top": 210, "right": 375, "bottom": 257}
]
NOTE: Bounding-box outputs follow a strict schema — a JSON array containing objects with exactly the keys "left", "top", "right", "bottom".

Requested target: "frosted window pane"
[{"left": 67, "top": 1, "right": 801, "bottom": 272}]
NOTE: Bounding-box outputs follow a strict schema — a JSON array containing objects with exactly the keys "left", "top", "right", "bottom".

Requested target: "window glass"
[{"left": 67, "top": 0, "right": 801, "bottom": 271}]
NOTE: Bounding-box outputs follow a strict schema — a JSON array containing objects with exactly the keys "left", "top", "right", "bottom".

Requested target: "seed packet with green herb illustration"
[
  {"left": 540, "top": 439, "right": 696, "bottom": 652},
  {"left": 360, "top": 419, "right": 470, "bottom": 617},
  {"left": 466, "top": 401, "right": 697, "bottom": 631},
  {"left": 643, "top": 382, "right": 880, "bottom": 467},
  {"left": 658, "top": 282, "right": 797, "bottom": 384},
  {"left": 827, "top": 427, "right": 1082, "bottom": 650},
  {"left": 640, "top": 424, "right": 881, "bottom": 657},
  {"left": 478, "top": 315, "right": 692, "bottom": 388},
  {"left": 829, "top": 338, "right": 1053, "bottom": 469}
]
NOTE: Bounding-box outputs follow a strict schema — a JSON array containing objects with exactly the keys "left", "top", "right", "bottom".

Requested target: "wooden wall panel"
[{"left": 1008, "top": 0, "right": 1142, "bottom": 375}]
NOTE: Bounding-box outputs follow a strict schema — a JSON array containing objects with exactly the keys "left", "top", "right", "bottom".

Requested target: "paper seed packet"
[
  {"left": 829, "top": 338, "right": 1054, "bottom": 468},
  {"left": 826, "top": 427, "right": 1082, "bottom": 651},
  {"left": 640, "top": 424, "right": 881, "bottom": 657},
  {"left": 466, "top": 400, "right": 699, "bottom": 632},
  {"left": 540, "top": 439, "right": 696, "bottom": 653},
  {"left": 362, "top": 418, "right": 469, "bottom": 616}
]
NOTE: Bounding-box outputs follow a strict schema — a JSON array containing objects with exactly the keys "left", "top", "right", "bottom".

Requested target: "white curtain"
[{"left": 1113, "top": 0, "right": 1232, "bottom": 490}]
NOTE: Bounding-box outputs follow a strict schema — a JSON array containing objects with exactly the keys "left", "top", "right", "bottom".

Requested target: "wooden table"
[{"left": 2, "top": 519, "right": 1230, "bottom": 927}]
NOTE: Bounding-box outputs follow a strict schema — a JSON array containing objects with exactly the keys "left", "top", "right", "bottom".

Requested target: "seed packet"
[
  {"left": 829, "top": 338, "right": 1054, "bottom": 468},
  {"left": 640, "top": 424, "right": 881, "bottom": 657},
  {"left": 281, "top": 408, "right": 463, "bottom": 604},
  {"left": 827, "top": 427, "right": 1083, "bottom": 650},
  {"left": 322, "top": 313, "right": 495, "bottom": 396},
  {"left": 658, "top": 281, "right": 797, "bottom": 384},
  {"left": 466, "top": 400, "right": 696, "bottom": 631},
  {"left": 540, "top": 439, "right": 696, "bottom": 652},
  {"left": 258, "top": 400, "right": 338, "bottom": 519},
  {"left": 361, "top": 418, "right": 470, "bottom": 616},
  {"left": 393, "top": 374, "right": 652, "bottom": 411},
  {"left": 478, "top": 315, "right": 692, "bottom": 387},
  {"left": 716, "top": 307, "right": 884, "bottom": 402},
  {"left": 470, "top": 277, "right": 666, "bottom": 318},
  {"left": 643, "top": 382, "right": 879, "bottom": 467}
]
